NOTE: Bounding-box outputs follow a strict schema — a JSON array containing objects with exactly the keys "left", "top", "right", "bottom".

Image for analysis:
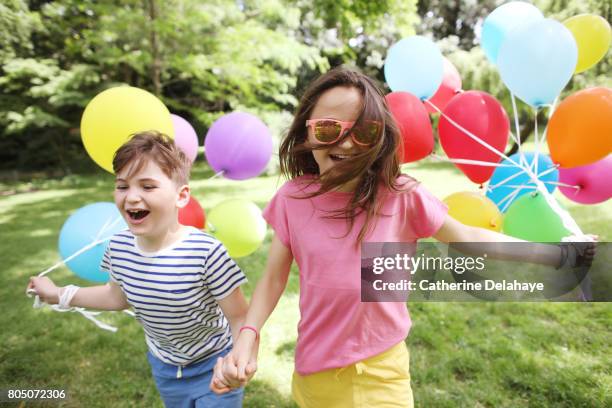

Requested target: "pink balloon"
[
  {"left": 425, "top": 57, "right": 462, "bottom": 114},
  {"left": 558, "top": 155, "right": 612, "bottom": 204},
  {"left": 171, "top": 114, "right": 199, "bottom": 163}
]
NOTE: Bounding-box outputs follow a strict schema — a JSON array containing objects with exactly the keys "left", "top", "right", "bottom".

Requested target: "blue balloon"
[
  {"left": 486, "top": 152, "right": 558, "bottom": 212},
  {"left": 58, "top": 202, "right": 127, "bottom": 282},
  {"left": 481, "top": 1, "right": 544, "bottom": 64},
  {"left": 384, "top": 36, "right": 443, "bottom": 100},
  {"left": 497, "top": 19, "right": 578, "bottom": 107}
]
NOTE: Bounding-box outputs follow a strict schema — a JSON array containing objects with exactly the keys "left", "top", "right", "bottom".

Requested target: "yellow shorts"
[{"left": 291, "top": 342, "right": 413, "bottom": 408}]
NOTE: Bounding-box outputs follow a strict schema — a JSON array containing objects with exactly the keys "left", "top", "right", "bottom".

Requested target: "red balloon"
[
  {"left": 425, "top": 57, "right": 462, "bottom": 114},
  {"left": 438, "top": 91, "right": 509, "bottom": 184},
  {"left": 179, "top": 196, "right": 206, "bottom": 229},
  {"left": 386, "top": 92, "right": 434, "bottom": 163}
]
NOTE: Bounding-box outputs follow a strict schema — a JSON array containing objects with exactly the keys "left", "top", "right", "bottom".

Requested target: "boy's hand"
[
  {"left": 27, "top": 277, "right": 59, "bottom": 304},
  {"left": 210, "top": 357, "right": 232, "bottom": 394}
]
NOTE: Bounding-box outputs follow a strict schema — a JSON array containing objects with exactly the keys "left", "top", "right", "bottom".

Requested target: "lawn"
[{"left": 1, "top": 161, "right": 610, "bottom": 407}]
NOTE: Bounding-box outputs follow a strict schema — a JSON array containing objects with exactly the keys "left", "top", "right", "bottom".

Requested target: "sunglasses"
[{"left": 305, "top": 118, "right": 381, "bottom": 146}]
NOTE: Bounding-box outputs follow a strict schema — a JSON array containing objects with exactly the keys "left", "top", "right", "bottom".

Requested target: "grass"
[{"left": 0, "top": 161, "right": 610, "bottom": 407}]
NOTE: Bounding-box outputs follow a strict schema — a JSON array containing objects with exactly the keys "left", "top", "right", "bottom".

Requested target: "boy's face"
[{"left": 114, "top": 159, "right": 189, "bottom": 239}]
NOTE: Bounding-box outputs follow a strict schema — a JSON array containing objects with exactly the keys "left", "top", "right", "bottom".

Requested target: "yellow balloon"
[
  {"left": 80, "top": 87, "right": 174, "bottom": 173},
  {"left": 563, "top": 14, "right": 611, "bottom": 74},
  {"left": 206, "top": 199, "right": 267, "bottom": 258},
  {"left": 443, "top": 192, "right": 503, "bottom": 232}
]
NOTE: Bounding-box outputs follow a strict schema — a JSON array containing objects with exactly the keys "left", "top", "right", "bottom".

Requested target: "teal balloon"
[
  {"left": 487, "top": 152, "right": 558, "bottom": 212},
  {"left": 384, "top": 36, "right": 443, "bottom": 100},
  {"left": 498, "top": 18, "right": 578, "bottom": 107},
  {"left": 481, "top": 1, "right": 544, "bottom": 64},
  {"left": 503, "top": 193, "right": 571, "bottom": 242},
  {"left": 58, "top": 202, "right": 127, "bottom": 282}
]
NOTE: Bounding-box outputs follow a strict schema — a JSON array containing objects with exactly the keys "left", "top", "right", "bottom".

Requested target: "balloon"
[
  {"left": 563, "top": 14, "right": 611, "bottom": 73},
  {"left": 481, "top": 1, "right": 544, "bottom": 64},
  {"left": 204, "top": 112, "right": 273, "bottom": 180},
  {"left": 206, "top": 199, "right": 266, "bottom": 258},
  {"left": 503, "top": 193, "right": 571, "bottom": 242},
  {"left": 81, "top": 87, "right": 174, "bottom": 173},
  {"left": 424, "top": 57, "right": 462, "bottom": 114},
  {"left": 385, "top": 92, "right": 433, "bottom": 163},
  {"left": 558, "top": 155, "right": 612, "bottom": 204},
  {"left": 497, "top": 19, "right": 578, "bottom": 107},
  {"left": 438, "top": 91, "right": 509, "bottom": 184},
  {"left": 179, "top": 196, "right": 206, "bottom": 229},
  {"left": 58, "top": 202, "right": 127, "bottom": 282},
  {"left": 486, "top": 152, "right": 558, "bottom": 212},
  {"left": 444, "top": 192, "right": 503, "bottom": 231},
  {"left": 384, "top": 36, "right": 443, "bottom": 100},
  {"left": 547, "top": 87, "right": 612, "bottom": 168},
  {"left": 171, "top": 114, "right": 199, "bottom": 163}
]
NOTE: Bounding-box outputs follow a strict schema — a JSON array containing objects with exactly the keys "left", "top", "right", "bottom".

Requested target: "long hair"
[{"left": 279, "top": 66, "right": 405, "bottom": 243}]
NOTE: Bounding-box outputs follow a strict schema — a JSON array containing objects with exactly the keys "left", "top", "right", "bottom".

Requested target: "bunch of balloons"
[
  {"left": 56, "top": 87, "right": 273, "bottom": 283},
  {"left": 384, "top": 1, "right": 611, "bottom": 242}
]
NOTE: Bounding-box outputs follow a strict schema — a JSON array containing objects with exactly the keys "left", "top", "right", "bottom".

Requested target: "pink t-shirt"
[{"left": 262, "top": 175, "right": 448, "bottom": 375}]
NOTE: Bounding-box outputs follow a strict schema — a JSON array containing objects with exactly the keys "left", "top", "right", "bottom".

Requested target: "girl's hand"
[
  {"left": 222, "top": 330, "right": 258, "bottom": 387},
  {"left": 26, "top": 277, "right": 59, "bottom": 304}
]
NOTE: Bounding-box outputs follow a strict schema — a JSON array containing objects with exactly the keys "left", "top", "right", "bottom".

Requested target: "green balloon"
[
  {"left": 206, "top": 199, "right": 267, "bottom": 258},
  {"left": 503, "top": 192, "right": 570, "bottom": 242}
]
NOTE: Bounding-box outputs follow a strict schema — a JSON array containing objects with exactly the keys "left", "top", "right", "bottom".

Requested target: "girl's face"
[{"left": 307, "top": 86, "right": 366, "bottom": 176}]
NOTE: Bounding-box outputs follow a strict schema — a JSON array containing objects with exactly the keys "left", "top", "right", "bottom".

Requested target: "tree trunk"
[{"left": 147, "top": 0, "right": 162, "bottom": 96}]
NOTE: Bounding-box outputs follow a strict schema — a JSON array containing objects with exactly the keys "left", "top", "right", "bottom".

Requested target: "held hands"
[
  {"left": 210, "top": 329, "right": 258, "bottom": 394},
  {"left": 26, "top": 276, "right": 59, "bottom": 304}
]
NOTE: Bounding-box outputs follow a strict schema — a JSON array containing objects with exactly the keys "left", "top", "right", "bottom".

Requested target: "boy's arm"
[
  {"left": 217, "top": 287, "right": 249, "bottom": 343},
  {"left": 28, "top": 276, "right": 130, "bottom": 311}
]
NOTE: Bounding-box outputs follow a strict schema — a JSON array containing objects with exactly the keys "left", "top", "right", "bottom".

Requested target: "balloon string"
[
  {"left": 29, "top": 235, "right": 124, "bottom": 332},
  {"left": 499, "top": 185, "right": 528, "bottom": 212},
  {"left": 510, "top": 93, "right": 528, "bottom": 169},
  {"left": 430, "top": 153, "right": 516, "bottom": 167},
  {"left": 488, "top": 163, "right": 557, "bottom": 191},
  {"left": 209, "top": 170, "right": 225, "bottom": 180},
  {"left": 38, "top": 236, "right": 112, "bottom": 277},
  {"left": 534, "top": 107, "right": 540, "bottom": 177},
  {"left": 424, "top": 100, "right": 528, "bottom": 172},
  {"left": 544, "top": 181, "right": 580, "bottom": 189},
  {"left": 94, "top": 215, "right": 123, "bottom": 242}
]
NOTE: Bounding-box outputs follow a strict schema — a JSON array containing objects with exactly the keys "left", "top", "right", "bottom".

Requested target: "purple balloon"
[
  {"left": 559, "top": 155, "right": 612, "bottom": 204},
  {"left": 204, "top": 112, "right": 273, "bottom": 180},
  {"left": 171, "top": 114, "right": 199, "bottom": 163}
]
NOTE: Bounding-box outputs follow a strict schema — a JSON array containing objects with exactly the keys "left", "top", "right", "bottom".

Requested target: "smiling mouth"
[
  {"left": 127, "top": 209, "right": 150, "bottom": 221},
  {"left": 329, "top": 154, "right": 354, "bottom": 162}
]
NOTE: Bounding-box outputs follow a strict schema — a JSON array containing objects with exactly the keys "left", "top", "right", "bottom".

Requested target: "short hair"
[{"left": 113, "top": 131, "right": 190, "bottom": 185}]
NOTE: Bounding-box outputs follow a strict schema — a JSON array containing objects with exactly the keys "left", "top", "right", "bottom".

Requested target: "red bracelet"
[{"left": 240, "top": 325, "right": 259, "bottom": 340}]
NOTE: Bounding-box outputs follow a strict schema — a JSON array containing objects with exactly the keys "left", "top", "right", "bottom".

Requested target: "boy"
[{"left": 28, "top": 131, "right": 253, "bottom": 407}]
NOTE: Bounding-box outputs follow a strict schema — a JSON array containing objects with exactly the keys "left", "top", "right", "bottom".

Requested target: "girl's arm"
[
  {"left": 27, "top": 276, "right": 130, "bottom": 311},
  {"left": 432, "top": 215, "right": 594, "bottom": 268},
  {"left": 215, "top": 235, "right": 293, "bottom": 389}
]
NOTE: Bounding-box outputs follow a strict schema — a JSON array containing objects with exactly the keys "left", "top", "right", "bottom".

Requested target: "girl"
[{"left": 212, "top": 67, "right": 594, "bottom": 407}]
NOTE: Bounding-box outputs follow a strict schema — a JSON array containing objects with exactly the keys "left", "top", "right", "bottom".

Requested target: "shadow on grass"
[
  {"left": 275, "top": 341, "right": 296, "bottom": 358},
  {"left": 244, "top": 379, "right": 298, "bottom": 407}
]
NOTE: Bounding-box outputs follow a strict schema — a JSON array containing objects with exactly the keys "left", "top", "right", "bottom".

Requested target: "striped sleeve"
[
  {"left": 202, "top": 241, "right": 247, "bottom": 300},
  {"left": 99, "top": 243, "right": 117, "bottom": 283}
]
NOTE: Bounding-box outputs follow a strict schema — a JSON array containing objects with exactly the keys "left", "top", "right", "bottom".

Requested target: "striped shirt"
[{"left": 100, "top": 227, "right": 247, "bottom": 366}]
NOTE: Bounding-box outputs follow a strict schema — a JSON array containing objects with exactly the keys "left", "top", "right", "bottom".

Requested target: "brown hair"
[
  {"left": 279, "top": 66, "right": 405, "bottom": 243},
  {"left": 113, "top": 130, "right": 190, "bottom": 185}
]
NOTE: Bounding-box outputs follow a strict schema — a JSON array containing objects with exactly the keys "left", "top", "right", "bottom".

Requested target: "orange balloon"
[{"left": 547, "top": 87, "right": 612, "bottom": 168}]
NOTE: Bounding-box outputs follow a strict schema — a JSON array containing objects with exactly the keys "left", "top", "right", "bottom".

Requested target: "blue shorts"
[{"left": 147, "top": 349, "right": 244, "bottom": 408}]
